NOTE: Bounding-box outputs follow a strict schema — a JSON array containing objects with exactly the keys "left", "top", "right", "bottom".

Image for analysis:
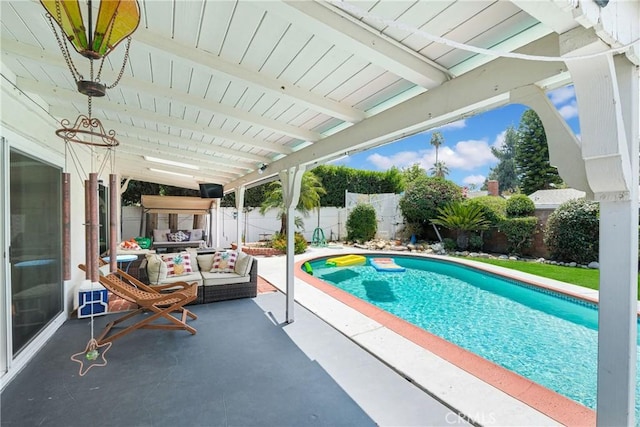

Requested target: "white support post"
[
  {"left": 235, "top": 186, "right": 245, "bottom": 252},
  {"left": 595, "top": 55, "right": 639, "bottom": 427},
  {"left": 214, "top": 198, "right": 221, "bottom": 248},
  {"left": 280, "top": 166, "right": 305, "bottom": 323},
  {"left": 564, "top": 47, "right": 638, "bottom": 425}
]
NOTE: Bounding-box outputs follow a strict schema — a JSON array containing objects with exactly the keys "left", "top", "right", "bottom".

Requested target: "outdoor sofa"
[
  {"left": 141, "top": 248, "right": 258, "bottom": 304},
  {"left": 151, "top": 228, "right": 206, "bottom": 252}
]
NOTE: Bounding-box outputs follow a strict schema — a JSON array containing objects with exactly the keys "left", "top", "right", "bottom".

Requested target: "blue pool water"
[{"left": 308, "top": 255, "right": 640, "bottom": 414}]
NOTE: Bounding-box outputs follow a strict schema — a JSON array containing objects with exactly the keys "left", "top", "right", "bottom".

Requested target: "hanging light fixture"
[{"left": 41, "top": 0, "right": 140, "bottom": 147}]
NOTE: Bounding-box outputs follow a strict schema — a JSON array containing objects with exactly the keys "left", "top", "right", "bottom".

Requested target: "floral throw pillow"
[
  {"left": 167, "top": 230, "right": 191, "bottom": 242},
  {"left": 211, "top": 251, "right": 237, "bottom": 273},
  {"left": 161, "top": 252, "right": 193, "bottom": 277}
]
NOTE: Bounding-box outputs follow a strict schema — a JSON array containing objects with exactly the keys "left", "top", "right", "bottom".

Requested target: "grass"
[{"left": 464, "top": 257, "right": 640, "bottom": 299}]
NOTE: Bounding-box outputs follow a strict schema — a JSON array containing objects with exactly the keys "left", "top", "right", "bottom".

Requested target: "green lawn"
[{"left": 463, "top": 257, "right": 640, "bottom": 299}]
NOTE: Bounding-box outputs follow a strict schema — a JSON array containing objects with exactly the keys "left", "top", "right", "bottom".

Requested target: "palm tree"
[
  {"left": 430, "top": 131, "right": 444, "bottom": 164},
  {"left": 431, "top": 202, "right": 491, "bottom": 249},
  {"left": 259, "top": 171, "right": 327, "bottom": 235},
  {"left": 429, "top": 161, "right": 449, "bottom": 178}
]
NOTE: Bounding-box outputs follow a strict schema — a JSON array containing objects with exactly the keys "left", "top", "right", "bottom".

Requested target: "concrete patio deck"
[{"left": 0, "top": 280, "right": 462, "bottom": 426}]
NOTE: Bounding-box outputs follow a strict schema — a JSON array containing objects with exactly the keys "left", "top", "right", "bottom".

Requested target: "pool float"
[
  {"left": 371, "top": 257, "right": 405, "bottom": 272},
  {"left": 302, "top": 261, "right": 313, "bottom": 275},
  {"left": 325, "top": 254, "right": 366, "bottom": 267}
]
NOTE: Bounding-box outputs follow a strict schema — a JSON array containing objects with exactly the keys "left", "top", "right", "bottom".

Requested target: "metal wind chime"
[{"left": 40, "top": 0, "right": 140, "bottom": 374}]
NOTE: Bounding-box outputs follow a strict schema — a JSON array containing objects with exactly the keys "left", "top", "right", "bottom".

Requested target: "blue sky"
[{"left": 331, "top": 85, "right": 581, "bottom": 188}]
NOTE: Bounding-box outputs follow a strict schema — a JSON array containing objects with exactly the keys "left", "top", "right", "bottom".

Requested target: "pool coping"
[{"left": 293, "top": 251, "right": 597, "bottom": 426}]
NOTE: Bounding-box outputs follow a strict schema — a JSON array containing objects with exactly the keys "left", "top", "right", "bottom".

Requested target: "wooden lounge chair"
[{"left": 78, "top": 264, "right": 198, "bottom": 344}]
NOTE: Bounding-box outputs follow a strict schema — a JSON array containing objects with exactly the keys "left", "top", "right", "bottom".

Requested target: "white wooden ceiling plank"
[
  {"left": 259, "top": 26, "right": 314, "bottom": 79},
  {"left": 135, "top": 27, "right": 365, "bottom": 122},
  {"left": 361, "top": 1, "right": 413, "bottom": 33},
  {"left": 339, "top": 71, "right": 401, "bottom": 108},
  {"left": 422, "top": 3, "right": 527, "bottom": 61},
  {"left": 195, "top": 1, "right": 238, "bottom": 55},
  {"left": 313, "top": 118, "right": 344, "bottom": 135},
  {"left": 170, "top": 61, "right": 195, "bottom": 94},
  {"left": 219, "top": 2, "right": 266, "bottom": 64},
  {"left": 1, "top": 3, "right": 49, "bottom": 49},
  {"left": 277, "top": 36, "right": 331, "bottom": 87},
  {"left": 141, "top": 0, "right": 173, "bottom": 35},
  {"left": 43, "top": 86, "right": 291, "bottom": 156},
  {"left": 238, "top": 12, "right": 290, "bottom": 71},
  {"left": 219, "top": 81, "right": 252, "bottom": 110},
  {"left": 436, "top": 14, "right": 539, "bottom": 69},
  {"left": 313, "top": 56, "right": 372, "bottom": 100},
  {"left": 125, "top": 42, "right": 152, "bottom": 81},
  {"left": 266, "top": 1, "right": 447, "bottom": 88},
  {"left": 172, "top": 1, "right": 204, "bottom": 46},
  {"left": 292, "top": 46, "right": 353, "bottom": 93},
  {"left": 383, "top": 1, "right": 450, "bottom": 43},
  {"left": 353, "top": 78, "right": 415, "bottom": 112},
  {"left": 403, "top": 1, "right": 493, "bottom": 53},
  {"left": 288, "top": 109, "right": 322, "bottom": 128},
  {"left": 328, "top": 66, "right": 387, "bottom": 104}
]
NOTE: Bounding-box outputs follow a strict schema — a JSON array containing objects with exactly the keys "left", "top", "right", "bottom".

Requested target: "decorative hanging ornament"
[
  {"left": 41, "top": 0, "right": 140, "bottom": 147},
  {"left": 41, "top": 0, "right": 140, "bottom": 96}
]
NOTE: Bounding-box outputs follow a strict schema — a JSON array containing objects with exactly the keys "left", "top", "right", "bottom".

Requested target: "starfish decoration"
[{"left": 70, "top": 338, "right": 112, "bottom": 376}]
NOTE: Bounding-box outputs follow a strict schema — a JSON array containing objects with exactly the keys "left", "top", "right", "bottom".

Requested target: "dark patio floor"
[{"left": 1, "top": 291, "right": 460, "bottom": 427}]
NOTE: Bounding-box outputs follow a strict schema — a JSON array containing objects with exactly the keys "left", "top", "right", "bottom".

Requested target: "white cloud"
[
  {"left": 548, "top": 86, "right": 575, "bottom": 106},
  {"left": 367, "top": 151, "right": 417, "bottom": 170},
  {"left": 558, "top": 101, "right": 579, "bottom": 120},
  {"left": 492, "top": 130, "right": 507, "bottom": 149},
  {"left": 463, "top": 175, "right": 486, "bottom": 186},
  {"left": 434, "top": 119, "right": 466, "bottom": 131},
  {"left": 366, "top": 138, "right": 497, "bottom": 172}
]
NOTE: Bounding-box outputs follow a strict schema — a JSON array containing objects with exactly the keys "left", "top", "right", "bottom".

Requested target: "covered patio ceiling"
[{"left": 2, "top": 0, "right": 635, "bottom": 193}]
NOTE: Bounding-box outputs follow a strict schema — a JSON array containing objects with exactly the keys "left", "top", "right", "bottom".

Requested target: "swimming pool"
[{"left": 306, "top": 254, "right": 640, "bottom": 417}]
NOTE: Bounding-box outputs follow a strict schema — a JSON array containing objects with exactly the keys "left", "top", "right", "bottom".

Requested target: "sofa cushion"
[
  {"left": 153, "top": 228, "right": 171, "bottom": 243},
  {"left": 185, "top": 248, "right": 199, "bottom": 272},
  {"left": 167, "top": 230, "right": 191, "bottom": 242},
  {"left": 211, "top": 251, "right": 237, "bottom": 273},
  {"left": 188, "top": 229, "right": 203, "bottom": 241},
  {"left": 146, "top": 254, "right": 168, "bottom": 284},
  {"left": 197, "top": 254, "right": 215, "bottom": 272},
  {"left": 234, "top": 252, "right": 253, "bottom": 277},
  {"left": 201, "top": 271, "right": 250, "bottom": 287},
  {"left": 161, "top": 252, "right": 193, "bottom": 277},
  {"left": 150, "top": 272, "right": 202, "bottom": 289}
]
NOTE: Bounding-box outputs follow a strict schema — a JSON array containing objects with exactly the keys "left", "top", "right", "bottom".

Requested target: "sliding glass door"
[{"left": 9, "top": 150, "right": 62, "bottom": 355}]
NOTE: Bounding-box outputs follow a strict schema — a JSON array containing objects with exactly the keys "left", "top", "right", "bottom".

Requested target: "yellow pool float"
[{"left": 325, "top": 254, "right": 366, "bottom": 267}]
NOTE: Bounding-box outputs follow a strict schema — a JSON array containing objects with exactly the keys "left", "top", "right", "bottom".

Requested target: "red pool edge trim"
[{"left": 295, "top": 257, "right": 596, "bottom": 427}]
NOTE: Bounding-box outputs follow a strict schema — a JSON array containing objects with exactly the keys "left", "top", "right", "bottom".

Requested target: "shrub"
[
  {"left": 271, "top": 232, "right": 308, "bottom": 254},
  {"left": 442, "top": 238, "right": 457, "bottom": 251},
  {"left": 431, "top": 203, "right": 490, "bottom": 249},
  {"left": 399, "top": 176, "right": 463, "bottom": 237},
  {"left": 505, "top": 194, "right": 535, "bottom": 217},
  {"left": 468, "top": 234, "right": 484, "bottom": 251},
  {"left": 464, "top": 196, "right": 507, "bottom": 226},
  {"left": 346, "top": 204, "right": 377, "bottom": 243},
  {"left": 498, "top": 217, "right": 538, "bottom": 254},
  {"left": 544, "top": 199, "right": 599, "bottom": 263}
]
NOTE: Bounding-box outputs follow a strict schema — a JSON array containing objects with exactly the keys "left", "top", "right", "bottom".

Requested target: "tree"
[
  {"left": 487, "top": 126, "right": 519, "bottom": 194},
  {"left": 429, "top": 161, "right": 449, "bottom": 178},
  {"left": 402, "top": 163, "right": 426, "bottom": 186},
  {"left": 514, "top": 110, "right": 563, "bottom": 194},
  {"left": 259, "top": 171, "right": 326, "bottom": 235},
  {"left": 430, "top": 131, "right": 444, "bottom": 164},
  {"left": 399, "top": 176, "right": 464, "bottom": 237}
]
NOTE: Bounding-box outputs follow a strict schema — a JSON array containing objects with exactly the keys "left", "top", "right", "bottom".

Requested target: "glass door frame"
[{"left": 1, "top": 133, "right": 67, "bottom": 389}]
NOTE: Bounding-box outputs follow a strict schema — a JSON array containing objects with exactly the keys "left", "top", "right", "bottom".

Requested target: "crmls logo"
[{"left": 446, "top": 412, "right": 497, "bottom": 425}]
